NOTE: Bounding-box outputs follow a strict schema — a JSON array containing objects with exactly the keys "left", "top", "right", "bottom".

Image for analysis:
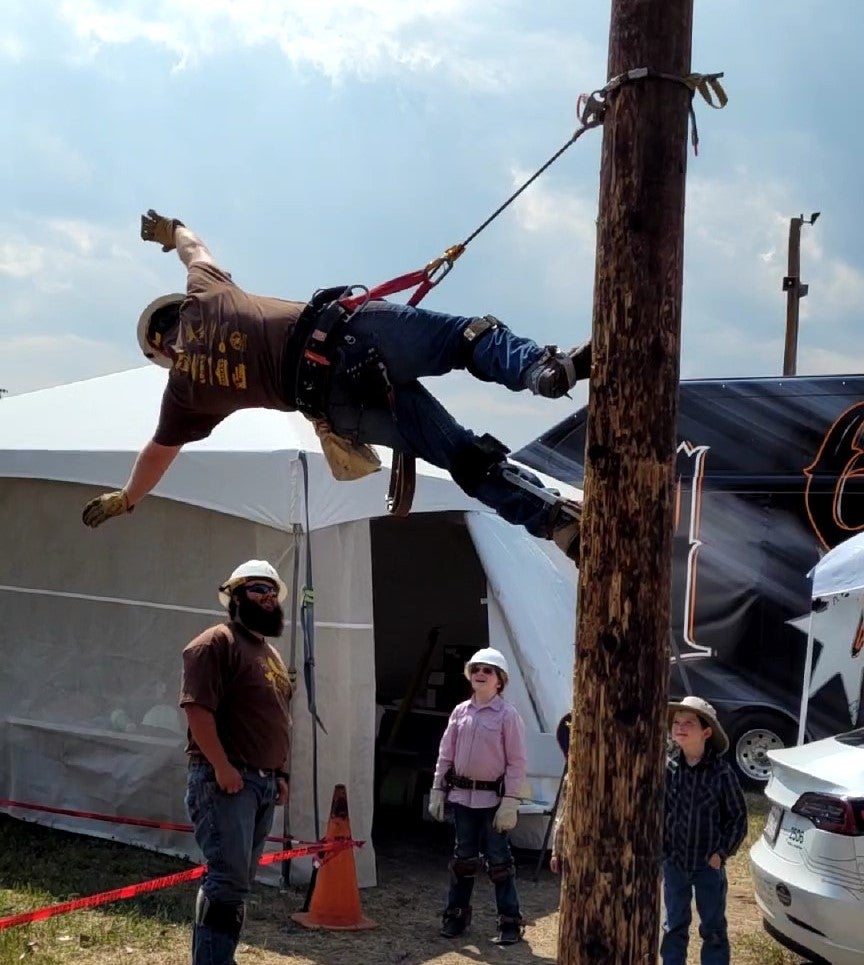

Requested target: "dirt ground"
[
  {"left": 3, "top": 803, "right": 800, "bottom": 965},
  {"left": 70, "top": 819, "right": 786, "bottom": 965}
]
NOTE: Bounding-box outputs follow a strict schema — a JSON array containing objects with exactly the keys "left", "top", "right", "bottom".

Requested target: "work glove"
[
  {"left": 140, "top": 208, "right": 184, "bottom": 252},
  {"left": 81, "top": 490, "right": 130, "bottom": 528},
  {"left": 312, "top": 420, "right": 381, "bottom": 481},
  {"left": 492, "top": 796, "right": 520, "bottom": 833},
  {"left": 428, "top": 788, "right": 447, "bottom": 822}
]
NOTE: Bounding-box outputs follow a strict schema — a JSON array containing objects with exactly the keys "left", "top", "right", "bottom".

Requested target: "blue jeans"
[
  {"left": 661, "top": 859, "right": 730, "bottom": 965},
  {"left": 327, "top": 301, "right": 563, "bottom": 538},
  {"left": 185, "top": 762, "right": 277, "bottom": 965},
  {"left": 447, "top": 804, "right": 520, "bottom": 918}
]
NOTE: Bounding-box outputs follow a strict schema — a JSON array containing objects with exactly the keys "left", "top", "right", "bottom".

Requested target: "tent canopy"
[
  {"left": 0, "top": 368, "right": 581, "bottom": 882},
  {"left": 809, "top": 531, "right": 864, "bottom": 599},
  {"left": 0, "top": 366, "right": 482, "bottom": 532}
]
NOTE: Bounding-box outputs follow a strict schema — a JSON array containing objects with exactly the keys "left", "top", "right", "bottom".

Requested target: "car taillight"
[{"left": 791, "top": 793, "right": 864, "bottom": 836}]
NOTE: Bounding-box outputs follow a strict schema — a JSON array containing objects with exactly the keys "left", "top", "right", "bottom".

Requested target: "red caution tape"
[
  {"left": 0, "top": 839, "right": 357, "bottom": 931},
  {"left": 0, "top": 799, "right": 286, "bottom": 844}
]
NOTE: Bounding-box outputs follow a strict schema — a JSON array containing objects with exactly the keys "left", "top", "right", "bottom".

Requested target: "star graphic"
[{"left": 789, "top": 593, "right": 864, "bottom": 725}]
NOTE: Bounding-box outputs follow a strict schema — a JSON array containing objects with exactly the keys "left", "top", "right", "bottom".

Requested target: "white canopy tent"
[
  {"left": 799, "top": 532, "right": 864, "bottom": 744},
  {"left": 0, "top": 367, "right": 579, "bottom": 886}
]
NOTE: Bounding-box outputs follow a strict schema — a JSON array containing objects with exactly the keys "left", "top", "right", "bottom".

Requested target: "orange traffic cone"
[{"left": 292, "top": 784, "right": 376, "bottom": 930}]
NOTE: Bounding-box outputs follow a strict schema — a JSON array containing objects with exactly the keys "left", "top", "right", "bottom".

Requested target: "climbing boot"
[
  {"left": 525, "top": 342, "right": 592, "bottom": 398},
  {"left": 492, "top": 913, "right": 525, "bottom": 945},
  {"left": 440, "top": 905, "right": 472, "bottom": 938},
  {"left": 549, "top": 499, "right": 582, "bottom": 563}
]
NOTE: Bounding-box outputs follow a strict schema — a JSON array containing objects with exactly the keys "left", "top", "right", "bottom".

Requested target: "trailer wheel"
[{"left": 725, "top": 712, "right": 797, "bottom": 790}]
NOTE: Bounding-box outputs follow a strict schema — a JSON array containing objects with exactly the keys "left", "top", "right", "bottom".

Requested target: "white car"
[{"left": 750, "top": 728, "right": 864, "bottom": 965}]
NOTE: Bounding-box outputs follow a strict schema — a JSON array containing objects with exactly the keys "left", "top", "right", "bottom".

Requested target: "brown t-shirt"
[
  {"left": 179, "top": 621, "right": 293, "bottom": 771},
  {"left": 154, "top": 263, "right": 307, "bottom": 446}
]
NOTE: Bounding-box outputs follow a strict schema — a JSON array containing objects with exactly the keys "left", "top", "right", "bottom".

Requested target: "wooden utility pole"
[
  {"left": 782, "top": 212, "right": 819, "bottom": 376},
  {"left": 558, "top": 2, "right": 694, "bottom": 963}
]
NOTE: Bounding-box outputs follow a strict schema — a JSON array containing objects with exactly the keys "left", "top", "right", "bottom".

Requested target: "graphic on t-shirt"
[
  {"left": 174, "top": 318, "right": 248, "bottom": 392},
  {"left": 262, "top": 654, "right": 291, "bottom": 695}
]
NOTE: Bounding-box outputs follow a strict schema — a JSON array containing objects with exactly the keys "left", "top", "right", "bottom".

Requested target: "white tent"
[
  {"left": 0, "top": 367, "right": 579, "bottom": 886},
  {"left": 798, "top": 532, "right": 864, "bottom": 743}
]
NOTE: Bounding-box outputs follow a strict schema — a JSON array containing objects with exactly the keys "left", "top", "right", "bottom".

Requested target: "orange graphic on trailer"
[{"left": 804, "top": 402, "right": 864, "bottom": 550}]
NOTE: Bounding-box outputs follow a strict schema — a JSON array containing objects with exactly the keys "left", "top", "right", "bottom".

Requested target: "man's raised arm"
[{"left": 140, "top": 209, "right": 216, "bottom": 268}]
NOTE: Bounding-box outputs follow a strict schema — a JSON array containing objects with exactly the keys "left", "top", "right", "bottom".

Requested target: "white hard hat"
[
  {"left": 464, "top": 647, "right": 510, "bottom": 678},
  {"left": 137, "top": 293, "right": 185, "bottom": 369},
  {"left": 218, "top": 560, "right": 289, "bottom": 608}
]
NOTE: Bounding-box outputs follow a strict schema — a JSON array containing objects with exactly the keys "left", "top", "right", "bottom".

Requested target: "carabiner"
[{"left": 423, "top": 243, "right": 466, "bottom": 288}]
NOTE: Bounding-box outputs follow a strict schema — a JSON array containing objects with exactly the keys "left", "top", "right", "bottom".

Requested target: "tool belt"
[
  {"left": 446, "top": 767, "right": 504, "bottom": 795},
  {"left": 289, "top": 285, "right": 355, "bottom": 420},
  {"left": 286, "top": 285, "right": 417, "bottom": 516}
]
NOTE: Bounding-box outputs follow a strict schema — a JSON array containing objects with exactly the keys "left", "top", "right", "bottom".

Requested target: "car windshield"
[{"left": 835, "top": 727, "right": 864, "bottom": 747}]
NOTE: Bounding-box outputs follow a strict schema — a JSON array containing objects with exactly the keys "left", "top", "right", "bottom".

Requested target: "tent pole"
[
  {"left": 282, "top": 523, "right": 304, "bottom": 887},
  {"left": 797, "top": 609, "right": 816, "bottom": 745}
]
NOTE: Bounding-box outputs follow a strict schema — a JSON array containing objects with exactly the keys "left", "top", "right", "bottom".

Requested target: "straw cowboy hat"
[{"left": 667, "top": 696, "right": 729, "bottom": 756}]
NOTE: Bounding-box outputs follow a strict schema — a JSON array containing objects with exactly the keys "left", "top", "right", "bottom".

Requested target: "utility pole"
[
  {"left": 782, "top": 211, "right": 820, "bottom": 376},
  {"left": 557, "top": 2, "right": 694, "bottom": 963}
]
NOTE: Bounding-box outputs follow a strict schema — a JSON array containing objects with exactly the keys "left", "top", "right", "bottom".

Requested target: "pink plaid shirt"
[{"left": 433, "top": 695, "right": 527, "bottom": 808}]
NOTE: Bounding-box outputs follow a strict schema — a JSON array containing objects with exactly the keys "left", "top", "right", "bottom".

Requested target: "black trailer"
[{"left": 516, "top": 374, "right": 864, "bottom": 787}]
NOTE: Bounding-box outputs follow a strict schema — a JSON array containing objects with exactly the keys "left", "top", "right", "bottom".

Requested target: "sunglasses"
[
  {"left": 470, "top": 664, "right": 498, "bottom": 675},
  {"left": 243, "top": 581, "right": 279, "bottom": 596}
]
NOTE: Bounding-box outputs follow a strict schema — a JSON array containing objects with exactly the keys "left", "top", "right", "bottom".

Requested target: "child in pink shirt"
[{"left": 428, "top": 647, "right": 527, "bottom": 945}]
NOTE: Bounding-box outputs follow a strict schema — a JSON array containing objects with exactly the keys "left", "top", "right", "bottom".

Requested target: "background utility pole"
[
  {"left": 558, "top": 1, "right": 694, "bottom": 962},
  {"left": 782, "top": 212, "right": 820, "bottom": 376}
]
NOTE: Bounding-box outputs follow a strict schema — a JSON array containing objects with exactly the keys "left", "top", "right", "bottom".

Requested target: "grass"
[{"left": 0, "top": 795, "right": 808, "bottom": 964}]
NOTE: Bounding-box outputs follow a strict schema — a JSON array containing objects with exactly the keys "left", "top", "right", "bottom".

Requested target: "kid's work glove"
[
  {"left": 140, "top": 209, "right": 184, "bottom": 252},
  {"left": 428, "top": 788, "right": 447, "bottom": 822},
  {"left": 312, "top": 420, "right": 381, "bottom": 481},
  {"left": 492, "top": 796, "right": 520, "bottom": 833},
  {"left": 81, "top": 490, "right": 130, "bottom": 528}
]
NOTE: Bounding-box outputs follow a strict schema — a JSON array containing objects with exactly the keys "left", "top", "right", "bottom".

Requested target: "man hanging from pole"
[{"left": 81, "top": 210, "right": 587, "bottom": 559}]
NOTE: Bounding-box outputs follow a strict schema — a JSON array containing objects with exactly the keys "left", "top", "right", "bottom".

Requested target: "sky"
[{"left": 2, "top": 0, "right": 863, "bottom": 450}]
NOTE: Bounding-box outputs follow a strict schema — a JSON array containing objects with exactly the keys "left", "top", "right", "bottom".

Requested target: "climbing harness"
[{"left": 296, "top": 68, "right": 727, "bottom": 514}]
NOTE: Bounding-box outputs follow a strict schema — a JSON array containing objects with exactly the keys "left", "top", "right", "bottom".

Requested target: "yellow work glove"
[
  {"left": 492, "top": 796, "right": 520, "bottom": 833},
  {"left": 140, "top": 209, "right": 184, "bottom": 252},
  {"left": 312, "top": 420, "right": 381, "bottom": 481},
  {"left": 81, "top": 490, "right": 130, "bottom": 528},
  {"left": 428, "top": 788, "right": 447, "bottom": 822}
]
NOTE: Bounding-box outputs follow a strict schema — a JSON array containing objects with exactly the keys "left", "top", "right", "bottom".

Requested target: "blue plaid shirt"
[{"left": 663, "top": 746, "right": 747, "bottom": 872}]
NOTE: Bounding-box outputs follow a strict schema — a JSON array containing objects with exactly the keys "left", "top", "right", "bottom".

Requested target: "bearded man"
[{"left": 179, "top": 560, "right": 293, "bottom": 965}]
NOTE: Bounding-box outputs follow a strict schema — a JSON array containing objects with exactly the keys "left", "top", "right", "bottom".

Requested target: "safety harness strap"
[{"left": 387, "top": 451, "right": 416, "bottom": 517}]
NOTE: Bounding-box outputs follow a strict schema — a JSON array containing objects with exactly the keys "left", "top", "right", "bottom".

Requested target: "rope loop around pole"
[{"left": 581, "top": 68, "right": 728, "bottom": 156}]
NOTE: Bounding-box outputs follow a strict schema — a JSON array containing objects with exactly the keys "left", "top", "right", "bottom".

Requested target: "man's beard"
[{"left": 237, "top": 596, "right": 285, "bottom": 638}]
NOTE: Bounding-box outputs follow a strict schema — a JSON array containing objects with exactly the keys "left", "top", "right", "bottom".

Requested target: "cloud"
[
  {"left": 1, "top": 335, "right": 139, "bottom": 395},
  {"left": 0, "top": 242, "right": 44, "bottom": 279},
  {"left": 0, "top": 217, "right": 172, "bottom": 402},
  {"left": 0, "top": 218, "right": 145, "bottom": 298},
  {"left": 429, "top": 371, "right": 586, "bottom": 450},
  {"left": 486, "top": 161, "right": 864, "bottom": 380},
  {"left": 0, "top": 32, "right": 26, "bottom": 61},
  {"left": 48, "top": 0, "right": 600, "bottom": 89},
  {"left": 20, "top": 128, "right": 93, "bottom": 186}
]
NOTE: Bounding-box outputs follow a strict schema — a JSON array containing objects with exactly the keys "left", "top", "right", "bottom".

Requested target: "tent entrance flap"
[{"left": 370, "top": 514, "right": 488, "bottom": 825}]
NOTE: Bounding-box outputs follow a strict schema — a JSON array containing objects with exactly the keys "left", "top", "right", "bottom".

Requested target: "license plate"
[{"left": 764, "top": 804, "right": 783, "bottom": 845}]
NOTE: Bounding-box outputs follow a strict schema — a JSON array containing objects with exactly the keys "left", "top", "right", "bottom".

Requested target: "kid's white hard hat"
[
  {"left": 137, "top": 293, "right": 185, "bottom": 369},
  {"left": 218, "top": 560, "right": 288, "bottom": 608},
  {"left": 464, "top": 647, "right": 510, "bottom": 677}
]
